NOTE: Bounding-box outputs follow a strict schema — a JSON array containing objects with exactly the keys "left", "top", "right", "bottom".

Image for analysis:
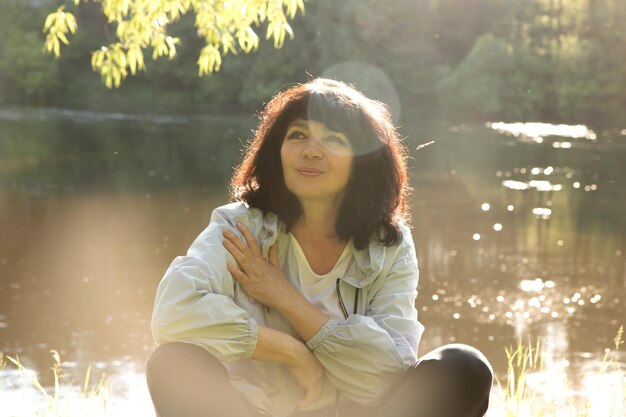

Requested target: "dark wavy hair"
[{"left": 230, "top": 78, "right": 411, "bottom": 250}]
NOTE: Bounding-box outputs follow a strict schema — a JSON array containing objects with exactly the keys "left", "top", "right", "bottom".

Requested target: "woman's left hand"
[{"left": 223, "top": 222, "right": 294, "bottom": 309}]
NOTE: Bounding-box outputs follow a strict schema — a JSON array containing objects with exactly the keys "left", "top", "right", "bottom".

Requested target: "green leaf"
[{"left": 42, "top": 0, "right": 304, "bottom": 87}]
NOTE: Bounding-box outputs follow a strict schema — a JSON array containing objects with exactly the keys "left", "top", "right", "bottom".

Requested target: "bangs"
[{"left": 284, "top": 90, "right": 381, "bottom": 155}]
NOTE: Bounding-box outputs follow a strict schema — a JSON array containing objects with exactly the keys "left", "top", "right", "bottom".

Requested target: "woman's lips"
[{"left": 297, "top": 168, "right": 323, "bottom": 177}]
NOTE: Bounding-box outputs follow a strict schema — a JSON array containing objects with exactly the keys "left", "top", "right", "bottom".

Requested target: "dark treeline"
[{"left": 1, "top": 0, "right": 625, "bottom": 127}]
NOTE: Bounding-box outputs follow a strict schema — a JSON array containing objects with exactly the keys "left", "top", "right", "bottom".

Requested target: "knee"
[
  {"left": 443, "top": 344, "right": 493, "bottom": 388},
  {"left": 411, "top": 344, "right": 493, "bottom": 393},
  {"left": 146, "top": 342, "right": 224, "bottom": 390},
  {"left": 146, "top": 342, "right": 188, "bottom": 388},
  {"left": 399, "top": 345, "right": 493, "bottom": 416}
]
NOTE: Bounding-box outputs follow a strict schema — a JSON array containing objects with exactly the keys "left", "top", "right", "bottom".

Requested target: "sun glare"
[{"left": 489, "top": 122, "right": 597, "bottom": 142}]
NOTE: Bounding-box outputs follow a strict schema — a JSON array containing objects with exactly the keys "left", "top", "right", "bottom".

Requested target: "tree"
[
  {"left": 436, "top": 34, "right": 511, "bottom": 120},
  {"left": 43, "top": 0, "right": 304, "bottom": 88},
  {"left": 0, "top": 1, "right": 61, "bottom": 104}
]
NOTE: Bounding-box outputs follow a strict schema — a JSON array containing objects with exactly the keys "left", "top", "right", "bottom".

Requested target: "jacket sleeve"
[
  {"left": 150, "top": 207, "right": 259, "bottom": 362},
  {"left": 305, "top": 233, "right": 424, "bottom": 406}
]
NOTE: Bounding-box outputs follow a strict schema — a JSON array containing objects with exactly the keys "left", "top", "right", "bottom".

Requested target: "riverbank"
[{"left": 1, "top": 330, "right": 623, "bottom": 417}]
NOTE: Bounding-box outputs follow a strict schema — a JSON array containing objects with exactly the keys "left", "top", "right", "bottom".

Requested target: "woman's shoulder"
[
  {"left": 211, "top": 201, "right": 269, "bottom": 220},
  {"left": 210, "top": 201, "right": 278, "bottom": 235},
  {"left": 371, "top": 221, "right": 413, "bottom": 251},
  {"left": 396, "top": 221, "right": 413, "bottom": 240},
  {"left": 375, "top": 221, "right": 417, "bottom": 269}
]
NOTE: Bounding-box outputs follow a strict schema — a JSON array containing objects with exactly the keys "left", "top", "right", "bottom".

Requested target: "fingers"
[
  {"left": 222, "top": 238, "right": 246, "bottom": 267},
  {"left": 226, "top": 261, "right": 247, "bottom": 282},
  {"left": 297, "top": 387, "right": 322, "bottom": 409},
  {"left": 235, "top": 223, "right": 262, "bottom": 257},
  {"left": 269, "top": 242, "right": 279, "bottom": 266},
  {"left": 297, "top": 391, "right": 313, "bottom": 409},
  {"left": 222, "top": 228, "right": 250, "bottom": 256}
]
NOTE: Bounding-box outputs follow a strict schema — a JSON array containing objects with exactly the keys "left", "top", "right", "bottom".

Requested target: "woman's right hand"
[
  {"left": 250, "top": 326, "right": 326, "bottom": 409},
  {"left": 287, "top": 348, "right": 326, "bottom": 409}
]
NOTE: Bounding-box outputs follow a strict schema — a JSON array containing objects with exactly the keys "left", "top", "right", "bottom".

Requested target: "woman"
[{"left": 146, "top": 79, "right": 493, "bottom": 417}]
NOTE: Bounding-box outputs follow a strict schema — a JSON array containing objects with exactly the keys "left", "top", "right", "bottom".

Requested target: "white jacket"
[{"left": 151, "top": 202, "right": 424, "bottom": 417}]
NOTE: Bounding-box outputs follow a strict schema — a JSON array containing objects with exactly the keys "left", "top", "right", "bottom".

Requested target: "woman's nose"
[{"left": 302, "top": 137, "right": 323, "bottom": 159}]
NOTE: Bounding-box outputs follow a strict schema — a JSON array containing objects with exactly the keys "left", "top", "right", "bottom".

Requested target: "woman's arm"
[
  {"left": 151, "top": 254, "right": 260, "bottom": 361},
  {"left": 152, "top": 206, "right": 326, "bottom": 408},
  {"left": 222, "top": 223, "right": 330, "bottom": 341},
  {"left": 252, "top": 326, "right": 326, "bottom": 409},
  {"left": 300, "top": 235, "right": 424, "bottom": 406},
  {"left": 251, "top": 325, "right": 306, "bottom": 364},
  {"left": 222, "top": 221, "right": 423, "bottom": 405},
  {"left": 152, "top": 205, "right": 263, "bottom": 361},
  {"left": 272, "top": 291, "right": 331, "bottom": 342},
  {"left": 226, "top": 236, "right": 421, "bottom": 406}
]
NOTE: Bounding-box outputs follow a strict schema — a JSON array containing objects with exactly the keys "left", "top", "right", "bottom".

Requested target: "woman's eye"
[
  {"left": 288, "top": 130, "right": 305, "bottom": 139},
  {"left": 325, "top": 135, "right": 345, "bottom": 145}
]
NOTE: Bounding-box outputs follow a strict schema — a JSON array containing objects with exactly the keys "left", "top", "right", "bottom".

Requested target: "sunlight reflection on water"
[
  {"left": 489, "top": 122, "right": 597, "bottom": 142},
  {"left": 486, "top": 322, "right": 624, "bottom": 417},
  {"left": 487, "top": 368, "right": 624, "bottom": 417}
]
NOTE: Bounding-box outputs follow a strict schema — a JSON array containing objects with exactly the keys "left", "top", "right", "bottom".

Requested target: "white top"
[{"left": 286, "top": 233, "right": 354, "bottom": 320}]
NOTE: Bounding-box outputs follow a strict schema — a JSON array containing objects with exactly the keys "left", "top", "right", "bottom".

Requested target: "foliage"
[
  {"left": 437, "top": 34, "right": 511, "bottom": 120},
  {"left": 0, "top": 1, "right": 61, "bottom": 104},
  {"left": 2, "top": 0, "right": 626, "bottom": 125},
  {"left": 43, "top": 0, "right": 304, "bottom": 88},
  {"left": 0, "top": 33, "right": 60, "bottom": 103}
]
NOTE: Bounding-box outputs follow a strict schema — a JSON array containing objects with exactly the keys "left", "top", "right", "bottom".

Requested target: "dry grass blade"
[{"left": 0, "top": 350, "right": 110, "bottom": 416}]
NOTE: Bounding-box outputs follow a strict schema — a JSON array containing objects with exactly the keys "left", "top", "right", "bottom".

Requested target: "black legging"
[{"left": 146, "top": 342, "right": 493, "bottom": 417}]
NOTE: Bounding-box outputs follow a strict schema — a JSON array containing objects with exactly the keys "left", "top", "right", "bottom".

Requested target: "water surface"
[{"left": 0, "top": 108, "right": 624, "bottom": 414}]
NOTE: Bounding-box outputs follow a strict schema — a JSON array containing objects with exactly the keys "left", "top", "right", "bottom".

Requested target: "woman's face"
[{"left": 280, "top": 118, "right": 353, "bottom": 206}]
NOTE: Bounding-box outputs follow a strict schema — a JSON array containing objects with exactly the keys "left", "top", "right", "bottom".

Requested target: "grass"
[
  {"left": 0, "top": 350, "right": 109, "bottom": 417},
  {"left": 489, "top": 325, "right": 624, "bottom": 417},
  {"left": 0, "top": 327, "right": 624, "bottom": 417}
]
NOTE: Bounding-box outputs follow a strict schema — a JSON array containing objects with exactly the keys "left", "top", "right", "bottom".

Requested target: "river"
[{"left": 0, "top": 108, "right": 624, "bottom": 416}]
